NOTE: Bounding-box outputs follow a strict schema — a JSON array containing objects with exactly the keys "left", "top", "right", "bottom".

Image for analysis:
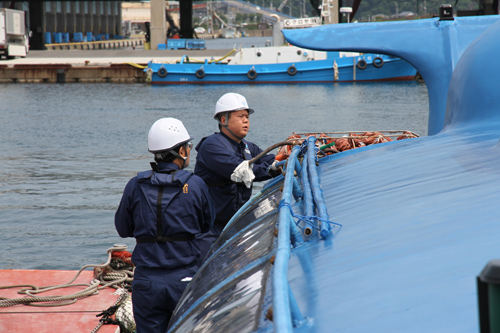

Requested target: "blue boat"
[
  {"left": 166, "top": 13, "right": 500, "bottom": 333},
  {"left": 145, "top": 45, "right": 417, "bottom": 84}
]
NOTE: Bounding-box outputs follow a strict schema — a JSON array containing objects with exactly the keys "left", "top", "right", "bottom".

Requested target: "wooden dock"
[{"left": 0, "top": 49, "right": 232, "bottom": 83}]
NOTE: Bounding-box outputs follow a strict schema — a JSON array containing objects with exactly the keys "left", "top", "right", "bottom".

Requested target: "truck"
[{"left": 0, "top": 8, "right": 29, "bottom": 59}]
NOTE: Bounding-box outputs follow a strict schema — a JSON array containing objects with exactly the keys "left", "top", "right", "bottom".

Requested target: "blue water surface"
[{"left": 0, "top": 82, "right": 428, "bottom": 269}]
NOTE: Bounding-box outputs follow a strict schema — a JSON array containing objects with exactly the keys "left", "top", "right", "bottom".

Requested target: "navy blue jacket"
[
  {"left": 115, "top": 162, "right": 215, "bottom": 269},
  {"left": 194, "top": 132, "right": 275, "bottom": 223}
]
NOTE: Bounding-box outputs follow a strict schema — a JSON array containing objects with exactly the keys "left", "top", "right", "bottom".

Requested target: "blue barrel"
[
  {"left": 54, "top": 33, "right": 62, "bottom": 44},
  {"left": 86, "top": 32, "right": 93, "bottom": 42},
  {"left": 62, "top": 33, "right": 70, "bottom": 43},
  {"left": 73, "top": 32, "right": 83, "bottom": 43},
  {"left": 44, "top": 32, "right": 51, "bottom": 44}
]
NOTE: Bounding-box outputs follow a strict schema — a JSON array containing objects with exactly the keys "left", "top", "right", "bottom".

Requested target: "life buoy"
[
  {"left": 247, "top": 69, "right": 257, "bottom": 80},
  {"left": 157, "top": 67, "right": 168, "bottom": 78},
  {"left": 373, "top": 57, "right": 384, "bottom": 68},
  {"left": 287, "top": 65, "right": 297, "bottom": 76},
  {"left": 356, "top": 59, "right": 367, "bottom": 70},
  {"left": 195, "top": 68, "right": 205, "bottom": 79}
]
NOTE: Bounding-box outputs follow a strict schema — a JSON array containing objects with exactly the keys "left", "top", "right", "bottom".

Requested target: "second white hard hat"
[
  {"left": 214, "top": 92, "right": 255, "bottom": 119},
  {"left": 148, "top": 118, "right": 192, "bottom": 153}
]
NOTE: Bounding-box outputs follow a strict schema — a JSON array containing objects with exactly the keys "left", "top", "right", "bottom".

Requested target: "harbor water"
[{"left": 0, "top": 81, "right": 429, "bottom": 270}]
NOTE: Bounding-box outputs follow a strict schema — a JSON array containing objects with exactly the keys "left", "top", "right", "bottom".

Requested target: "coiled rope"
[{"left": 0, "top": 245, "right": 134, "bottom": 308}]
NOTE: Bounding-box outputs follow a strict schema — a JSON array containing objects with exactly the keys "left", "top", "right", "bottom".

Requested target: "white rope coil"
[{"left": 0, "top": 245, "right": 134, "bottom": 308}]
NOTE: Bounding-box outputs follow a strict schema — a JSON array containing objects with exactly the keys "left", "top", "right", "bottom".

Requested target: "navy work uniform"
[
  {"left": 115, "top": 161, "right": 215, "bottom": 332},
  {"left": 194, "top": 131, "right": 275, "bottom": 262}
]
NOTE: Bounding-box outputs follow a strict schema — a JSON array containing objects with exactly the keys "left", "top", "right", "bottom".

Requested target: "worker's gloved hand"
[
  {"left": 231, "top": 161, "right": 255, "bottom": 188},
  {"left": 267, "top": 160, "right": 282, "bottom": 178}
]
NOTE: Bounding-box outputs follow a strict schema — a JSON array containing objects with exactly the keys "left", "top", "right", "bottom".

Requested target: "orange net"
[
  {"left": 275, "top": 133, "right": 302, "bottom": 161},
  {"left": 275, "top": 130, "right": 419, "bottom": 156}
]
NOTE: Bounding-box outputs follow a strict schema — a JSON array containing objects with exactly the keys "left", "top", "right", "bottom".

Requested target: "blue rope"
[
  {"left": 278, "top": 201, "right": 342, "bottom": 233},
  {"left": 299, "top": 140, "right": 308, "bottom": 156},
  {"left": 300, "top": 138, "right": 320, "bottom": 163}
]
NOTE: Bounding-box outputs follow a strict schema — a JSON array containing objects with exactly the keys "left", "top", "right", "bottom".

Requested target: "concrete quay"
[{"left": 0, "top": 48, "right": 233, "bottom": 83}]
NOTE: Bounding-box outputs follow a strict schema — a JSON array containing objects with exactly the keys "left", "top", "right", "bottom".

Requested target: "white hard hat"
[
  {"left": 148, "top": 118, "right": 192, "bottom": 153},
  {"left": 214, "top": 93, "right": 254, "bottom": 119}
]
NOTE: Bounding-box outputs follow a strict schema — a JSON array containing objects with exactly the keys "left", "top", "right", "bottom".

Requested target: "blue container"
[
  {"left": 158, "top": 43, "right": 167, "bottom": 50},
  {"left": 167, "top": 39, "right": 186, "bottom": 50},
  {"left": 62, "top": 33, "right": 70, "bottom": 43},
  {"left": 73, "top": 32, "right": 83, "bottom": 43},
  {"left": 114, "top": 35, "right": 124, "bottom": 40},
  {"left": 44, "top": 32, "right": 51, "bottom": 44},
  {"left": 86, "top": 32, "right": 93, "bottom": 42},
  {"left": 104, "top": 34, "right": 109, "bottom": 40},
  {"left": 186, "top": 39, "right": 206, "bottom": 50},
  {"left": 95, "top": 34, "right": 102, "bottom": 41},
  {"left": 53, "top": 33, "right": 62, "bottom": 44},
  {"left": 196, "top": 40, "right": 206, "bottom": 49}
]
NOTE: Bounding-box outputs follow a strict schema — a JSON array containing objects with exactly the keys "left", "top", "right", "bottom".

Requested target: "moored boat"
[{"left": 145, "top": 45, "right": 417, "bottom": 84}]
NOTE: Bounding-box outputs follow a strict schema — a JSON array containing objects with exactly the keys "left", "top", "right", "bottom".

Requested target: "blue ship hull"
[
  {"left": 166, "top": 15, "right": 500, "bottom": 333},
  {"left": 146, "top": 54, "right": 416, "bottom": 84}
]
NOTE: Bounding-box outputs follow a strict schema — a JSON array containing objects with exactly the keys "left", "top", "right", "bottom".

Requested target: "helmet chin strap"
[
  {"left": 219, "top": 112, "right": 245, "bottom": 141},
  {"left": 169, "top": 144, "right": 188, "bottom": 169}
]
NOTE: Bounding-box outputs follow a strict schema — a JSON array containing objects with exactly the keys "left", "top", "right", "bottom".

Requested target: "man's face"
[{"left": 224, "top": 110, "right": 250, "bottom": 140}]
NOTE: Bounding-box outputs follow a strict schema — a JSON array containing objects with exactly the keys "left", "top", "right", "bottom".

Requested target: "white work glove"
[{"left": 231, "top": 161, "right": 255, "bottom": 189}]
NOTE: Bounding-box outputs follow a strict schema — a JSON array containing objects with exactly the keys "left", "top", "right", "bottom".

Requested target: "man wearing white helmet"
[
  {"left": 115, "top": 118, "right": 215, "bottom": 333},
  {"left": 194, "top": 93, "right": 276, "bottom": 263}
]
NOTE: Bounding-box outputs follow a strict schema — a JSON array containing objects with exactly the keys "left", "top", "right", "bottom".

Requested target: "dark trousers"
[{"left": 132, "top": 263, "right": 197, "bottom": 333}]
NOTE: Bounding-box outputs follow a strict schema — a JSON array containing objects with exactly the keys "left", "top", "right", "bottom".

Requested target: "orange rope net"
[{"left": 275, "top": 130, "right": 419, "bottom": 160}]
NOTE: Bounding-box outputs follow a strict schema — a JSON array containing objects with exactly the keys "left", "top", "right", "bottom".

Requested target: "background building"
[{"left": 0, "top": 1, "right": 123, "bottom": 50}]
